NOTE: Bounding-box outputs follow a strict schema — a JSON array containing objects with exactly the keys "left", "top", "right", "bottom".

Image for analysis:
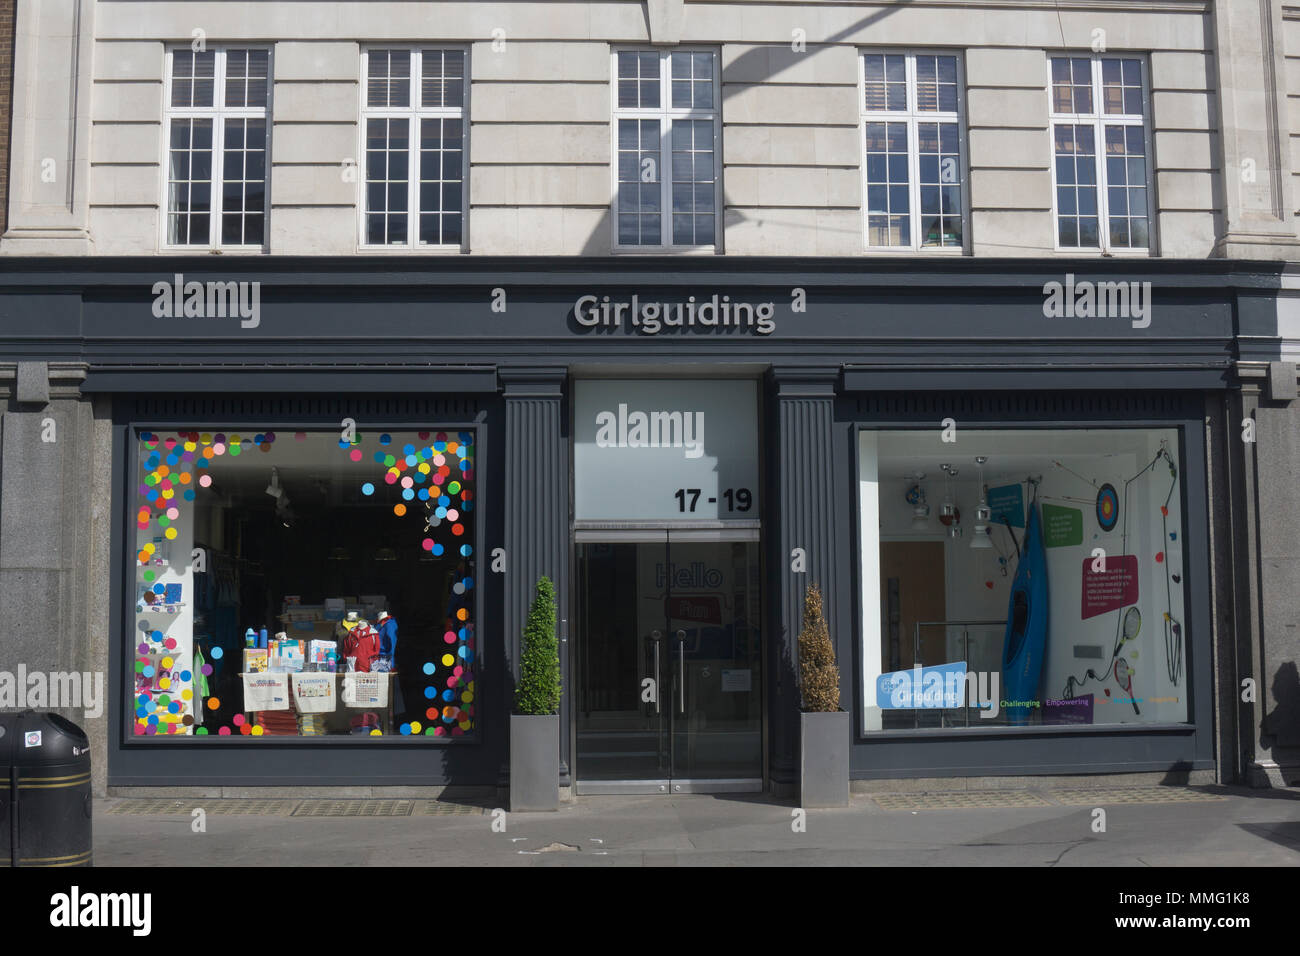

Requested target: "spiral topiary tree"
[
  {"left": 515, "top": 575, "right": 561, "bottom": 715},
  {"left": 798, "top": 583, "right": 841, "bottom": 712}
]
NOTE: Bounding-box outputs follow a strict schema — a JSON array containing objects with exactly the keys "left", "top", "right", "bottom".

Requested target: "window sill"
[
  {"left": 612, "top": 246, "right": 720, "bottom": 255},
  {"left": 158, "top": 247, "right": 270, "bottom": 255},
  {"left": 357, "top": 245, "right": 468, "bottom": 255}
]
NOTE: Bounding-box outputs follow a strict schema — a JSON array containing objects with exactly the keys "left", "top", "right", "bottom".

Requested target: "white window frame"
[
  {"left": 358, "top": 45, "right": 469, "bottom": 252},
  {"left": 858, "top": 49, "right": 969, "bottom": 255},
  {"left": 610, "top": 47, "right": 722, "bottom": 253},
  {"left": 160, "top": 46, "right": 273, "bottom": 253},
  {"left": 1048, "top": 54, "right": 1156, "bottom": 256}
]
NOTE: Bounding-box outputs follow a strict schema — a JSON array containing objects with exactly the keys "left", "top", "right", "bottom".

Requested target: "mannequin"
[
  {"left": 375, "top": 609, "right": 405, "bottom": 721},
  {"left": 376, "top": 610, "right": 398, "bottom": 664}
]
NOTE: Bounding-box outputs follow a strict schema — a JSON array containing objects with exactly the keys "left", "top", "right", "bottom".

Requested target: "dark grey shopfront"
[{"left": 0, "top": 256, "right": 1281, "bottom": 791}]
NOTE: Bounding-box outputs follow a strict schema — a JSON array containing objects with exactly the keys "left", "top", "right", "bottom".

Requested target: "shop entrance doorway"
[{"left": 574, "top": 529, "right": 762, "bottom": 793}]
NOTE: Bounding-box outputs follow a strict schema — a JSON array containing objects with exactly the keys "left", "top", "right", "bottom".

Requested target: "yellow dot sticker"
[{"left": 442, "top": 654, "right": 454, "bottom": 667}]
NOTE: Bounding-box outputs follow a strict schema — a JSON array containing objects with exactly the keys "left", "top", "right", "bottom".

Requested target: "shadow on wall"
[
  {"left": 1262, "top": 660, "right": 1300, "bottom": 754},
  {"left": 577, "top": 4, "right": 910, "bottom": 255}
]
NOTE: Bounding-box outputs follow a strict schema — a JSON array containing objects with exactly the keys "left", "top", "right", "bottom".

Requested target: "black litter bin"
[{"left": 0, "top": 710, "right": 93, "bottom": 866}]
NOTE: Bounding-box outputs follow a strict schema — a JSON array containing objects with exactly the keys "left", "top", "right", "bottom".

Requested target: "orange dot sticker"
[
  {"left": 393, "top": 504, "right": 407, "bottom": 517},
  {"left": 456, "top": 608, "right": 468, "bottom": 621}
]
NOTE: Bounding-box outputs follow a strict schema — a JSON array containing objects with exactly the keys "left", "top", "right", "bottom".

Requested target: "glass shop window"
[
  {"left": 858, "top": 428, "right": 1188, "bottom": 732},
  {"left": 131, "top": 428, "right": 477, "bottom": 740}
]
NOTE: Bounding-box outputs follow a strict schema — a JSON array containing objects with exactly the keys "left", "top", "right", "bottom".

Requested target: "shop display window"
[
  {"left": 130, "top": 428, "right": 476, "bottom": 739},
  {"left": 858, "top": 428, "right": 1188, "bottom": 731}
]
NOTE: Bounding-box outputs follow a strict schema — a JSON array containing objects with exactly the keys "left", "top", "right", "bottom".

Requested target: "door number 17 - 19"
[{"left": 674, "top": 488, "right": 752, "bottom": 512}]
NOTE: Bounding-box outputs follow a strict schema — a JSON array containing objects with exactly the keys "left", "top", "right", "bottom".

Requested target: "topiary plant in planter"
[
  {"left": 515, "top": 575, "right": 561, "bottom": 715},
  {"left": 797, "top": 583, "right": 848, "bottom": 807},
  {"left": 511, "top": 576, "right": 562, "bottom": 810},
  {"left": 798, "top": 583, "right": 841, "bottom": 712}
]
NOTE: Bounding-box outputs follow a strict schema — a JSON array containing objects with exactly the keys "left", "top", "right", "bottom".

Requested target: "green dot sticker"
[{"left": 144, "top": 570, "right": 156, "bottom": 582}]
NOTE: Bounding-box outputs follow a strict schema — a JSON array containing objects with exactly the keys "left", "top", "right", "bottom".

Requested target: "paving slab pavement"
[{"left": 90, "top": 785, "right": 1300, "bottom": 866}]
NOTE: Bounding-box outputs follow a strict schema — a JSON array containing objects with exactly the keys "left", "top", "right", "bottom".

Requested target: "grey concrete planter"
[
  {"left": 510, "top": 714, "right": 559, "bottom": 811},
  {"left": 800, "top": 710, "right": 849, "bottom": 808}
]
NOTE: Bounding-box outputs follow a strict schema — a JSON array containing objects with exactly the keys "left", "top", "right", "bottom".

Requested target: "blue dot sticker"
[
  {"left": 423, "top": 662, "right": 435, "bottom": 675},
  {"left": 211, "top": 646, "right": 224, "bottom": 660},
  {"left": 424, "top": 686, "right": 437, "bottom": 699},
  {"left": 361, "top": 482, "right": 375, "bottom": 496},
  {"left": 380, "top": 434, "right": 391, "bottom": 446}
]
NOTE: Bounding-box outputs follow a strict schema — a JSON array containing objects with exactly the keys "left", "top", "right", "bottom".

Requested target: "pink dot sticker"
[
  {"left": 446, "top": 509, "right": 459, "bottom": 521},
  {"left": 350, "top": 449, "right": 362, "bottom": 462},
  {"left": 384, "top": 473, "right": 398, "bottom": 485},
  {"left": 199, "top": 474, "right": 212, "bottom": 487},
  {"left": 444, "top": 631, "right": 456, "bottom": 643},
  {"left": 164, "top": 638, "right": 176, "bottom": 649},
  {"left": 232, "top": 713, "right": 246, "bottom": 726},
  {"left": 219, "top": 726, "right": 231, "bottom": 735},
  {"left": 422, "top": 538, "right": 434, "bottom": 551},
  {"left": 401, "top": 476, "right": 414, "bottom": 489},
  {"left": 166, "top": 507, "right": 179, "bottom": 520}
]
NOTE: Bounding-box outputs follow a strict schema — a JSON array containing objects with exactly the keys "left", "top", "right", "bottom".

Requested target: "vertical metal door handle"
[
  {"left": 678, "top": 640, "right": 685, "bottom": 713},
  {"left": 652, "top": 639, "right": 661, "bottom": 714}
]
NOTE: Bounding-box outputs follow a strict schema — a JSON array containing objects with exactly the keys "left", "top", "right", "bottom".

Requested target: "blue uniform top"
[{"left": 377, "top": 616, "right": 398, "bottom": 661}]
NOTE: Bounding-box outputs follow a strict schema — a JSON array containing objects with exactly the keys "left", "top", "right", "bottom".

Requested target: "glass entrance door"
[{"left": 574, "top": 531, "right": 762, "bottom": 793}]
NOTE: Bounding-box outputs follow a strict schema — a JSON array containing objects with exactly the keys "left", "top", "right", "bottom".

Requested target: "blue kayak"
[{"left": 1001, "top": 501, "right": 1049, "bottom": 725}]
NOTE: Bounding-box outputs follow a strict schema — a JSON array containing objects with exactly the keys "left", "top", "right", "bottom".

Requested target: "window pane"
[
  {"left": 365, "top": 118, "right": 410, "bottom": 244},
  {"left": 167, "top": 118, "right": 214, "bottom": 245},
  {"left": 225, "top": 49, "right": 269, "bottom": 109},
  {"left": 218, "top": 118, "right": 266, "bottom": 245},
  {"left": 421, "top": 49, "right": 466, "bottom": 108},
  {"left": 368, "top": 49, "right": 411, "bottom": 108},
  {"left": 131, "top": 428, "right": 479, "bottom": 740},
  {"left": 171, "top": 50, "right": 216, "bottom": 108}
]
